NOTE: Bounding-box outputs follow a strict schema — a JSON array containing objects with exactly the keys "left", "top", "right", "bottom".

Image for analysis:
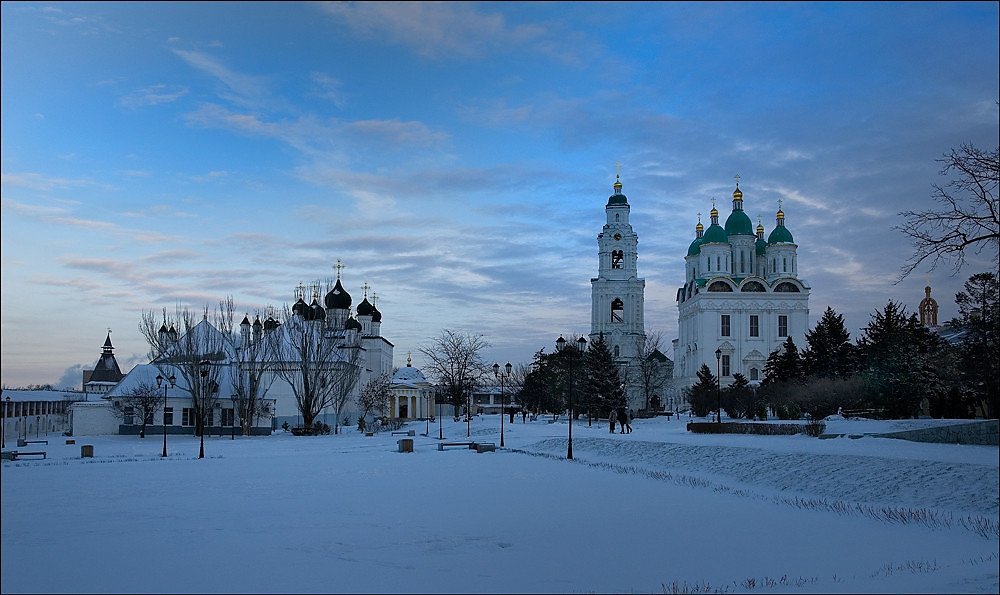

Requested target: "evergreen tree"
[
  {"left": 585, "top": 333, "right": 623, "bottom": 419},
  {"left": 802, "top": 307, "right": 856, "bottom": 379},
  {"left": 952, "top": 272, "right": 999, "bottom": 417},
  {"left": 857, "top": 301, "right": 946, "bottom": 417},
  {"left": 762, "top": 337, "right": 803, "bottom": 384},
  {"left": 686, "top": 363, "right": 718, "bottom": 418},
  {"left": 722, "top": 372, "right": 752, "bottom": 419}
]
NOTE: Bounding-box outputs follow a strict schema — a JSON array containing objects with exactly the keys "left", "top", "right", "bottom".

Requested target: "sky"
[
  {"left": 2, "top": 416, "right": 998, "bottom": 593},
  {"left": 2, "top": 1, "right": 998, "bottom": 389}
]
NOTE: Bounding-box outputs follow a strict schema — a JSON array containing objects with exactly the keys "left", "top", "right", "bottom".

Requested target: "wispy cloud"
[
  {"left": 1, "top": 172, "right": 96, "bottom": 191},
  {"left": 171, "top": 48, "right": 271, "bottom": 108},
  {"left": 119, "top": 84, "right": 189, "bottom": 108}
]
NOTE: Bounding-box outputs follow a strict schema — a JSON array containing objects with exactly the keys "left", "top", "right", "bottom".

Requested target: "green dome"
[
  {"left": 687, "top": 237, "right": 703, "bottom": 256},
  {"left": 768, "top": 225, "right": 794, "bottom": 244},
  {"left": 724, "top": 210, "right": 754, "bottom": 235},
  {"left": 607, "top": 192, "right": 628, "bottom": 207},
  {"left": 755, "top": 237, "right": 768, "bottom": 256},
  {"left": 702, "top": 223, "right": 728, "bottom": 244}
]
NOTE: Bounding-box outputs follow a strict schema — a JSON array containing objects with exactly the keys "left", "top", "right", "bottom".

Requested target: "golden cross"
[
  {"left": 734, "top": 173, "right": 741, "bottom": 187},
  {"left": 777, "top": 198, "right": 783, "bottom": 211},
  {"left": 697, "top": 211, "right": 702, "bottom": 223}
]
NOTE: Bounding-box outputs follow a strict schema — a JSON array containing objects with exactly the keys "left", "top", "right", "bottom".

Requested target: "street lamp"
[
  {"left": 199, "top": 359, "right": 211, "bottom": 459},
  {"left": 715, "top": 348, "right": 722, "bottom": 424},
  {"left": 2, "top": 395, "right": 9, "bottom": 448},
  {"left": 156, "top": 372, "right": 176, "bottom": 457},
  {"left": 559, "top": 336, "right": 587, "bottom": 460},
  {"left": 438, "top": 386, "right": 444, "bottom": 440},
  {"left": 493, "top": 361, "right": 512, "bottom": 448}
]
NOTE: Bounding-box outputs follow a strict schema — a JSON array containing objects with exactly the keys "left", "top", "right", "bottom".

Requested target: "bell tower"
[{"left": 591, "top": 172, "right": 646, "bottom": 368}]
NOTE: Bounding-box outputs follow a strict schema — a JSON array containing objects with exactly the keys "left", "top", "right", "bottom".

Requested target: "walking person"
[
  {"left": 609, "top": 409, "right": 618, "bottom": 433},
  {"left": 617, "top": 407, "right": 627, "bottom": 433},
  {"left": 625, "top": 409, "right": 633, "bottom": 434}
]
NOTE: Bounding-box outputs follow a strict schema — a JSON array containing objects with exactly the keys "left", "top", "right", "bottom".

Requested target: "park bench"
[
  {"left": 17, "top": 438, "right": 49, "bottom": 447},
  {"left": 437, "top": 442, "right": 475, "bottom": 451},
  {"left": 391, "top": 430, "right": 416, "bottom": 437},
  {"left": 474, "top": 442, "right": 497, "bottom": 453},
  {"left": 2, "top": 450, "right": 47, "bottom": 461}
]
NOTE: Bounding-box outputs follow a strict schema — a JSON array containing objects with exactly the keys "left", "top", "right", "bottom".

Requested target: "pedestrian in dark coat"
[
  {"left": 618, "top": 408, "right": 627, "bottom": 433},
  {"left": 609, "top": 409, "right": 618, "bottom": 433},
  {"left": 625, "top": 409, "right": 633, "bottom": 434}
]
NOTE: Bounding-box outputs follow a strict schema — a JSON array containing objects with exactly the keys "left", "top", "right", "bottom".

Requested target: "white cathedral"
[{"left": 672, "top": 182, "right": 810, "bottom": 388}]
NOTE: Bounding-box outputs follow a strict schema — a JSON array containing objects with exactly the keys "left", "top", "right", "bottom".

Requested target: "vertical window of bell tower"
[
  {"left": 616, "top": 213, "right": 620, "bottom": 222},
  {"left": 611, "top": 298, "right": 624, "bottom": 323},
  {"left": 612, "top": 249, "right": 624, "bottom": 269},
  {"left": 614, "top": 345, "right": 620, "bottom": 358},
  {"left": 740, "top": 251, "right": 745, "bottom": 273},
  {"left": 783, "top": 257, "right": 787, "bottom": 272}
]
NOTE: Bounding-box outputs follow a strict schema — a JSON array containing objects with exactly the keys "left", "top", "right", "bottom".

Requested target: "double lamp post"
[
  {"left": 156, "top": 372, "right": 176, "bottom": 457},
  {"left": 492, "top": 361, "right": 512, "bottom": 448}
]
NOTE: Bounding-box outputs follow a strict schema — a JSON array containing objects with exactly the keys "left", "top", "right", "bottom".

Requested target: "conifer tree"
[
  {"left": 686, "top": 363, "right": 718, "bottom": 417},
  {"left": 802, "top": 307, "right": 856, "bottom": 379},
  {"left": 585, "top": 333, "right": 623, "bottom": 419},
  {"left": 951, "top": 272, "right": 998, "bottom": 417},
  {"left": 762, "top": 337, "right": 803, "bottom": 384}
]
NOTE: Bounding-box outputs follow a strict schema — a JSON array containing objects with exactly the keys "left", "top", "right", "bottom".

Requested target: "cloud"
[
  {"left": 309, "top": 72, "right": 347, "bottom": 108},
  {"left": 172, "top": 48, "right": 272, "bottom": 108},
  {"left": 119, "top": 84, "right": 189, "bottom": 108},
  {"left": 1, "top": 172, "right": 96, "bottom": 191}
]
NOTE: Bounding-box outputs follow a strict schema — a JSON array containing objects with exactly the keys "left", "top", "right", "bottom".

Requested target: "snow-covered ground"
[{"left": 2, "top": 415, "right": 997, "bottom": 594}]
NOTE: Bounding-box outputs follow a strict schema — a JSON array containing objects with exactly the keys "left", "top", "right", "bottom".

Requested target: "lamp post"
[
  {"left": 715, "top": 348, "right": 722, "bottom": 424},
  {"left": 493, "top": 361, "right": 512, "bottom": 448},
  {"left": 199, "top": 359, "right": 211, "bottom": 459},
  {"left": 560, "top": 336, "right": 587, "bottom": 460},
  {"left": 438, "top": 387, "right": 444, "bottom": 440},
  {"left": 2, "top": 395, "right": 8, "bottom": 448},
  {"left": 156, "top": 372, "right": 176, "bottom": 458}
]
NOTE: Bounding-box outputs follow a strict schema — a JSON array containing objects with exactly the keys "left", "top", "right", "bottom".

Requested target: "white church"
[{"left": 672, "top": 181, "right": 810, "bottom": 388}]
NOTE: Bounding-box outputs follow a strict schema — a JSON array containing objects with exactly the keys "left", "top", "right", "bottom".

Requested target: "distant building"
[
  {"left": 388, "top": 355, "right": 434, "bottom": 419},
  {"left": 673, "top": 181, "right": 811, "bottom": 389},
  {"left": 82, "top": 332, "right": 125, "bottom": 395},
  {"left": 919, "top": 285, "right": 939, "bottom": 328}
]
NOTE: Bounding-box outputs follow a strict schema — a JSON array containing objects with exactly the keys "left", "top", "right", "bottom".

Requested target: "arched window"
[
  {"left": 707, "top": 281, "right": 733, "bottom": 292},
  {"left": 611, "top": 298, "right": 624, "bottom": 322},
  {"left": 774, "top": 282, "right": 800, "bottom": 292},
  {"left": 750, "top": 368, "right": 759, "bottom": 381},
  {"left": 716, "top": 255, "right": 721, "bottom": 270},
  {"left": 740, "top": 251, "right": 745, "bottom": 273},
  {"left": 616, "top": 214, "right": 620, "bottom": 222},
  {"left": 741, "top": 281, "right": 765, "bottom": 292},
  {"left": 611, "top": 249, "right": 624, "bottom": 269}
]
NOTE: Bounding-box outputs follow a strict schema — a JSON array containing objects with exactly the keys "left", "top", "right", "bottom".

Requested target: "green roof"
[
  {"left": 755, "top": 237, "right": 768, "bottom": 256},
  {"left": 768, "top": 225, "right": 794, "bottom": 244},
  {"left": 724, "top": 210, "right": 753, "bottom": 235},
  {"left": 607, "top": 192, "right": 628, "bottom": 207},
  {"left": 687, "top": 237, "right": 703, "bottom": 256},
  {"left": 702, "top": 223, "right": 728, "bottom": 244}
]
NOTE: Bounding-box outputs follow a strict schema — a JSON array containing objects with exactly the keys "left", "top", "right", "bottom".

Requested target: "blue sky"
[{"left": 2, "top": 1, "right": 998, "bottom": 389}]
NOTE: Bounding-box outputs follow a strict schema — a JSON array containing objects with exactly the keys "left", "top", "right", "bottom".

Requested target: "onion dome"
[
  {"left": 356, "top": 297, "right": 374, "bottom": 317},
  {"left": 371, "top": 304, "right": 382, "bottom": 323},
  {"left": 345, "top": 316, "right": 362, "bottom": 332},
  {"left": 168, "top": 325, "right": 178, "bottom": 342},
  {"left": 702, "top": 206, "right": 728, "bottom": 243},
  {"left": 310, "top": 298, "right": 326, "bottom": 321},
  {"left": 263, "top": 316, "right": 279, "bottom": 331},
  {"left": 241, "top": 315, "right": 251, "bottom": 327},
  {"left": 159, "top": 323, "right": 168, "bottom": 335},
  {"left": 767, "top": 209, "right": 794, "bottom": 244},
  {"left": 324, "top": 278, "right": 352, "bottom": 310},
  {"left": 724, "top": 183, "right": 753, "bottom": 235},
  {"left": 252, "top": 316, "right": 263, "bottom": 330},
  {"left": 607, "top": 174, "right": 629, "bottom": 207},
  {"left": 687, "top": 221, "right": 705, "bottom": 256},
  {"left": 292, "top": 297, "right": 309, "bottom": 317}
]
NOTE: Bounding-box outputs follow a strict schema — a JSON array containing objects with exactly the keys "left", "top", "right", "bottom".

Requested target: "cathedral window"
[
  {"left": 740, "top": 252, "right": 745, "bottom": 273},
  {"left": 721, "top": 354, "right": 731, "bottom": 377},
  {"left": 783, "top": 257, "right": 787, "bottom": 272},
  {"left": 614, "top": 345, "right": 620, "bottom": 358},
  {"left": 612, "top": 249, "right": 624, "bottom": 269},
  {"left": 707, "top": 281, "right": 732, "bottom": 292},
  {"left": 750, "top": 315, "right": 759, "bottom": 337},
  {"left": 720, "top": 314, "right": 731, "bottom": 337},
  {"left": 716, "top": 255, "right": 721, "bottom": 271},
  {"left": 611, "top": 298, "right": 624, "bottom": 323},
  {"left": 774, "top": 282, "right": 800, "bottom": 292},
  {"left": 750, "top": 368, "right": 759, "bottom": 381},
  {"left": 616, "top": 214, "right": 620, "bottom": 222},
  {"left": 778, "top": 315, "right": 788, "bottom": 337}
]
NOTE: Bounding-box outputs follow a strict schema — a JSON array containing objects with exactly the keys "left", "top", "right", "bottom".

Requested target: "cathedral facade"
[
  {"left": 672, "top": 182, "right": 810, "bottom": 389},
  {"left": 590, "top": 174, "right": 646, "bottom": 408}
]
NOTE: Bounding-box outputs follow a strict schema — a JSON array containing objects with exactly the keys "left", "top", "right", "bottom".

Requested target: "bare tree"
[
  {"left": 633, "top": 331, "right": 673, "bottom": 412},
  {"left": 217, "top": 297, "right": 277, "bottom": 436},
  {"left": 895, "top": 142, "right": 999, "bottom": 282},
  {"left": 356, "top": 371, "right": 392, "bottom": 429},
  {"left": 270, "top": 310, "right": 363, "bottom": 433},
  {"left": 417, "top": 329, "right": 491, "bottom": 420},
  {"left": 110, "top": 381, "right": 163, "bottom": 438},
  {"left": 139, "top": 305, "right": 227, "bottom": 437}
]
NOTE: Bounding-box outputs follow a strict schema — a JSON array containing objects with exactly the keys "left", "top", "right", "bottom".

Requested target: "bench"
[
  {"left": 391, "top": 430, "right": 416, "bottom": 437},
  {"left": 438, "top": 442, "right": 475, "bottom": 451},
  {"left": 17, "top": 439, "right": 49, "bottom": 447},
  {"left": 2, "top": 451, "right": 47, "bottom": 461},
  {"left": 474, "top": 442, "right": 497, "bottom": 453}
]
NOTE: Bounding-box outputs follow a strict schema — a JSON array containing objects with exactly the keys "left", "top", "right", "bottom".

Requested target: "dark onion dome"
[
  {"left": 371, "top": 304, "right": 382, "bottom": 323},
  {"left": 356, "top": 297, "right": 374, "bottom": 316},
  {"left": 292, "top": 297, "right": 309, "bottom": 317},
  {"left": 310, "top": 298, "right": 326, "bottom": 321},
  {"left": 606, "top": 174, "right": 628, "bottom": 207},
  {"left": 324, "top": 278, "right": 352, "bottom": 309},
  {"left": 168, "top": 325, "right": 178, "bottom": 341},
  {"left": 345, "top": 316, "right": 362, "bottom": 331},
  {"left": 725, "top": 184, "right": 753, "bottom": 235},
  {"left": 724, "top": 209, "right": 753, "bottom": 235},
  {"left": 263, "top": 316, "right": 279, "bottom": 331},
  {"left": 159, "top": 324, "right": 169, "bottom": 335},
  {"left": 767, "top": 209, "right": 794, "bottom": 244},
  {"left": 702, "top": 222, "right": 728, "bottom": 244},
  {"left": 240, "top": 315, "right": 251, "bottom": 327},
  {"left": 252, "top": 316, "right": 263, "bottom": 329},
  {"left": 687, "top": 222, "right": 705, "bottom": 256}
]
